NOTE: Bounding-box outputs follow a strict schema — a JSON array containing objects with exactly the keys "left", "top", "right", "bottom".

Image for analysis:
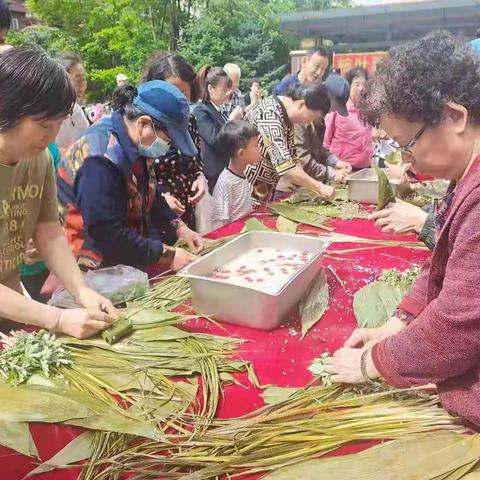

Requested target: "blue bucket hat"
[{"left": 133, "top": 80, "right": 197, "bottom": 157}]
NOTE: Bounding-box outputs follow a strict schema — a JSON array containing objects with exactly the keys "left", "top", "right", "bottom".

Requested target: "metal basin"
[
  {"left": 179, "top": 231, "right": 329, "bottom": 330},
  {"left": 347, "top": 168, "right": 401, "bottom": 204}
]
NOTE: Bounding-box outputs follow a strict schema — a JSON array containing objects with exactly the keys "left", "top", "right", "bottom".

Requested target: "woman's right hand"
[
  {"left": 314, "top": 182, "right": 336, "bottom": 200},
  {"left": 163, "top": 193, "right": 186, "bottom": 215},
  {"left": 54, "top": 308, "right": 114, "bottom": 339},
  {"left": 171, "top": 247, "right": 196, "bottom": 272},
  {"left": 334, "top": 168, "right": 349, "bottom": 184}
]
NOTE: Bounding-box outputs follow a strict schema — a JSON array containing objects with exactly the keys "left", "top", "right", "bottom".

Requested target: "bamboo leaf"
[
  {"left": 24, "top": 432, "right": 94, "bottom": 478},
  {"left": 242, "top": 218, "right": 272, "bottom": 232},
  {"left": 299, "top": 270, "right": 329, "bottom": 339},
  {"left": 126, "top": 307, "right": 180, "bottom": 326},
  {"left": 0, "top": 421, "right": 38, "bottom": 458},
  {"left": 353, "top": 281, "right": 405, "bottom": 328},
  {"left": 276, "top": 215, "right": 298, "bottom": 234},
  {"left": 375, "top": 166, "right": 396, "bottom": 210}
]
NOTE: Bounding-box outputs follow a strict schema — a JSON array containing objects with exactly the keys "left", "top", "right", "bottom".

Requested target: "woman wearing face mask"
[
  {"left": 324, "top": 67, "right": 374, "bottom": 170},
  {"left": 56, "top": 52, "right": 90, "bottom": 151},
  {"left": 193, "top": 66, "right": 233, "bottom": 193},
  {"left": 244, "top": 81, "right": 336, "bottom": 204},
  {"left": 325, "top": 31, "right": 480, "bottom": 428},
  {"left": 57, "top": 81, "right": 203, "bottom": 272},
  {"left": 143, "top": 53, "right": 207, "bottom": 228},
  {"left": 0, "top": 47, "right": 117, "bottom": 338}
]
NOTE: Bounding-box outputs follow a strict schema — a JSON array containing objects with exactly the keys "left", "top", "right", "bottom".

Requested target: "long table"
[{"left": 0, "top": 211, "right": 430, "bottom": 480}]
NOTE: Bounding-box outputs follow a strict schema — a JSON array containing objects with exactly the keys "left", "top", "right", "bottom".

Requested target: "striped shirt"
[{"left": 211, "top": 168, "right": 253, "bottom": 229}]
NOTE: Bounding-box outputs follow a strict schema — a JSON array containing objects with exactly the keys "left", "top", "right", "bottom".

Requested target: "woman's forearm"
[
  {"left": 283, "top": 164, "right": 319, "bottom": 190},
  {"left": 0, "top": 283, "right": 58, "bottom": 329},
  {"left": 34, "top": 221, "right": 86, "bottom": 300}
]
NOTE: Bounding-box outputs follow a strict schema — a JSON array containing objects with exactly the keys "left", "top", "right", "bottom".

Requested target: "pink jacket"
[
  {"left": 372, "top": 155, "right": 480, "bottom": 428},
  {"left": 323, "top": 99, "right": 373, "bottom": 169}
]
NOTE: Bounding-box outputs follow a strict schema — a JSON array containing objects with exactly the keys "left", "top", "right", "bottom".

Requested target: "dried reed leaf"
[
  {"left": 261, "top": 386, "right": 301, "bottom": 406},
  {"left": 266, "top": 432, "right": 480, "bottom": 480},
  {"left": 0, "top": 421, "right": 38, "bottom": 458},
  {"left": 24, "top": 432, "right": 94, "bottom": 478}
]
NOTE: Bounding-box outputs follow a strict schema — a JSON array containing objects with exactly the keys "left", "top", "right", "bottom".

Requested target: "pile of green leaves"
[
  {"left": 354, "top": 266, "right": 421, "bottom": 328},
  {"left": 0, "top": 330, "right": 72, "bottom": 386},
  {"left": 269, "top": 193, "right": 365, "bottom": 232},
  {"left": 381, "top": 266, "right": 421, "bottom": 289}
]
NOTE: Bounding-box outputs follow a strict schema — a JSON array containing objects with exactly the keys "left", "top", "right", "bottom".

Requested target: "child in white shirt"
[{"left": 211, "top": 121, "right": 261, "bottom": 229}]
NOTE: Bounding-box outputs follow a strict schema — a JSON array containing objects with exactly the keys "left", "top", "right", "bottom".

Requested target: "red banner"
[{"left": 333, "top": 52, "right": 387, "bottom": 75}]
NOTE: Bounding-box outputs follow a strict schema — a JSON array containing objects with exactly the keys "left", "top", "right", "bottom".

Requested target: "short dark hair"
[
  {"left": 345, "top": 66, "right": 368, "bottom": 86},
  {"left": 58, "top": 52, "right": 83, "bottom": 73},
  {"left": 284, "top": 81, "right": 331, "bottom": 112},
  {"left": 143, "top": 52, "right": 199, "bottom": 103},
  {"left": 197, "top": 65, "right": 232, "bottom": 103},
  {"left": 251, "top": 78, "right": 261, "bottom": 86},
  {"left": 0, "top": 47, "right": 75, "bottom": 130},
  {"left": 0, "top": 0, "right": 11, "bottom": 31},
  {"left": 217, "top": 120, "right": 258, "bottom": 159},
  {"left": 306, "top": 47, "right": 328, "bottom": 58},
  {"left": 359, "top": 30, "right": 480, "bottom": 127}
]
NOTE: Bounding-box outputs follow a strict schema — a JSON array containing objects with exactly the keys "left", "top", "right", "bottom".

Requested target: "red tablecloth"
[{"left": 0, "top": 212, "right": 430, "bottom": 480}]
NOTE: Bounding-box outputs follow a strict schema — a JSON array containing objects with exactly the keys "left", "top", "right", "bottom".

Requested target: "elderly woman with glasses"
[{"left": 325, "top": 31, "right": 480, "bottom": 428}]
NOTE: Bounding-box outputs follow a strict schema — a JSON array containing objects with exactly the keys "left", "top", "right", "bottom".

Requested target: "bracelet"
[{"left": 361, "top": 349, "right": 376, "bottom": 384}]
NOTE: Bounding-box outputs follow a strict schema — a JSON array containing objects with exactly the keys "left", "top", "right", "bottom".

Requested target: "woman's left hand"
[
  {"left": 324, "top": 348, "right": 378, "bottom": 384},
  {"left": 189, "top": 175, "right": 208, "bottom": 204},
  {"left": 177, "top": 225, "right": 204, "bottom": 253},
  {"left": 75, "top": 286, "right": 118, "bottom": 318}
]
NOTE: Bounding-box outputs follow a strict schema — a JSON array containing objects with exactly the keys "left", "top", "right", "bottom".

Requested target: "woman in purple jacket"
[{"left": 325, "top": 31, "right": 480, "bottom": 428}]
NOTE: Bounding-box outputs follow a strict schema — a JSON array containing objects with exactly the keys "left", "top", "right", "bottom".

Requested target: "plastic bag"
[{"left": 48, "top": 265, "right": 149, "bottom": 308}]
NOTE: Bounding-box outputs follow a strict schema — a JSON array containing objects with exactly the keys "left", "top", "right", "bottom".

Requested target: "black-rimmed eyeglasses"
[{"left": 397, "top": 124, "right": 428, "bottom": 156}]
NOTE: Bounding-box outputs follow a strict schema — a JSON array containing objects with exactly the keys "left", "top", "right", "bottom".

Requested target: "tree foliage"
[{"left": 6, "top": 0, "right": 351, "bottom": 102}]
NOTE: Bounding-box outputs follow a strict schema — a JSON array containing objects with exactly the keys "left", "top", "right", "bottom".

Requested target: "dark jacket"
[
  {"left": 193, "top": 101, "right": 228, "bottom": 193},
  {"left": 294, "top": 122, "right": 338, "bottom": 183},
  {"left": 57, "top": 111, "right": 177, "bottom": 269}
]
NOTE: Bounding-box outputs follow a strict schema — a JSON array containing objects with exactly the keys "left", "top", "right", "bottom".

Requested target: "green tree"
[{"left": 179, "top": 0, "right": 296, "bottom": 93}]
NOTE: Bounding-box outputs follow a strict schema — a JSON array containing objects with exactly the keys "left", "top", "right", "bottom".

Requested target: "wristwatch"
[{"left": 170, "top": 218, "right": 186, "bottom": 230}]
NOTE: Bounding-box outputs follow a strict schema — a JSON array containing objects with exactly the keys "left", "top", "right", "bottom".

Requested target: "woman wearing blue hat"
[{"left": 58, "top": 80, "right": 203, "bottom": 272}]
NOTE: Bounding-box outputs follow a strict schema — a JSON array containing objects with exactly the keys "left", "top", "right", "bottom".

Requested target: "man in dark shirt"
[{"left": 273, "top": 47, "right": 329, "bottom": 96}]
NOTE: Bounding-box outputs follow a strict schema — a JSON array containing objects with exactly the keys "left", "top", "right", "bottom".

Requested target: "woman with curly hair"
[{"left": 325, "top": 30, "right": 480, "bottom": 428}]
